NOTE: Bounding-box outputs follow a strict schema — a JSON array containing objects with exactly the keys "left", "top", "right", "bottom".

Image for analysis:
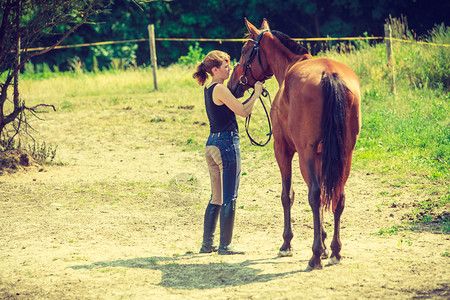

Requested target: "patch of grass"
[
  {"left": 373, "top": 224, "right": 405, "bottom": 236},
  {"left": 178, "top": 136, "right": 203, "bottom": 152},
  {"left": 149, "top": 117, "right": 166, "bottom": 123},
  {"left": 398, "top": 238, "right": 413, "bottom": 247},
  {"left": 95, "top": 267, "right": 126, "bottom": 274},
  {"left": 406, "top": 194, "right": 450, "bottom": 232},
  {"left": 27, "top": 142, "right": 57, "bottom": 165},
  {"left": 60, "top": 100, "right": 74, "bottom": 111}
]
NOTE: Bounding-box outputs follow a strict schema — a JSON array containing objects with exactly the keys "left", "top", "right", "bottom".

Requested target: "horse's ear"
[
  {"left": 244, "top": 18, "right": 258, "bottom": 36},
  {"left": 261, "top": 18, "right": 270, "bottom": 30}
]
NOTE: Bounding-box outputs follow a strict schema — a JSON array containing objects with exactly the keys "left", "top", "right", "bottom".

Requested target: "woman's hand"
[
  {"left": 254, "top": 81, "right": 265, "bottom": 97},
  {"left": 213, "top": 81, "right": 266, "bottom": 117}
]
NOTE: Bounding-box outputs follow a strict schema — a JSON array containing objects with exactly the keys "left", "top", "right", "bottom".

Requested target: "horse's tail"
[{"left": 320, "top": 72, "right": 348, "bottom": 211}]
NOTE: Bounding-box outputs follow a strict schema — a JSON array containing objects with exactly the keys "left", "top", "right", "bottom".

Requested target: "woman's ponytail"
[
  {"left": 193, "top": 62, "right": 208, "bottom": 86},
  {"left": 192, "top": 50, "right": 230, "bottom": 86}
]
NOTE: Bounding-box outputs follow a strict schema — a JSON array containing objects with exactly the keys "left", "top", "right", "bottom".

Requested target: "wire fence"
[{"left": 25, "top": 36, "right": 450, "bottom": 52}]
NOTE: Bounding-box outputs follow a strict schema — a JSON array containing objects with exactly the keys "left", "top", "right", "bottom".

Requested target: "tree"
[{"left": 0, "top": 0, "right": 109, "bottom": 148}]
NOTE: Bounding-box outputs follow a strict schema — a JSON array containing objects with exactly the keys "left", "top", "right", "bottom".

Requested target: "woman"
[{"left": 193, "top": 50, "right": 264, "bottom": 255}]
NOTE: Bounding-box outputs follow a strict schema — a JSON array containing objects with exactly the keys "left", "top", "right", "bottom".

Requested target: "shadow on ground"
[{"left": 71, "top": 254, "right": 309, "bottom": 289}]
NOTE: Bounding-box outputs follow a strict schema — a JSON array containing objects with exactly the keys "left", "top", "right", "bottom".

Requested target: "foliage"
[
  {"left": 0, "top": 0, "right": 109, "bottom": 149},
  {"left": 27, "top": 141, "right": 58, "bottom": 165},
  {"left": 404, "top": 24, "right": 450, "bottom": 89},
  {"left": 22, "top": 0, "right": 450, "bottom": 70},
  {"left": 177, "top": 43, "right": 205, "bottom": 66},
  {"left": 0, "top": 135, "right": 58, "bottom": 167}
]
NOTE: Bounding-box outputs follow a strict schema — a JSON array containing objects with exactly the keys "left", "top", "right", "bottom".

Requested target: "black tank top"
[{"left": 205, "top": 83, "right": 238, "bottom": 133}]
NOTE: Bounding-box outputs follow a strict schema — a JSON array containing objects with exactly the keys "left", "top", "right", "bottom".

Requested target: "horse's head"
[{"left": 227, "top": 18, "right": 273, "bottom": 98}]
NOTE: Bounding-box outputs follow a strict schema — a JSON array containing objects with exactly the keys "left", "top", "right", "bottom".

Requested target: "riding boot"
[
  {"left": 199, "top": 203, "right": 221, "bottom": 253},
  {"left": 218, "top": 199, "right": 245, "bottom": 255}
]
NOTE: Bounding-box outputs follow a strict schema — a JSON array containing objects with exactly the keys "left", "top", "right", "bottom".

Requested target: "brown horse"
[{"left": 228, "top": 19, "right": 362, "bottom": 270}]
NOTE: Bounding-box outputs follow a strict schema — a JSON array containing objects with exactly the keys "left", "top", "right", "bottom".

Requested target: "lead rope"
[{"left": 245, "top": 88, "right": 272, "bottom": 147}]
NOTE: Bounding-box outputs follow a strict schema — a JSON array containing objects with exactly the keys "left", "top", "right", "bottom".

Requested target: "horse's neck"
[{"left": 268, "top": 42, "right": 312, "bottom": 85}]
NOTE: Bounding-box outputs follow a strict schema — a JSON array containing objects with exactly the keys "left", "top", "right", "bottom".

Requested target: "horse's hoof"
[
  {"left": 328, "top": 256, "right": 341, "bottom": 265},
  {"left": 278, "top": 249, "right": 293, "bottom": 257},
  {"left": 306, "top": 262, "right": 323, "bottom": 271},
  {"left": 321, "top": 249, "right": 329, "bottom": 259}
]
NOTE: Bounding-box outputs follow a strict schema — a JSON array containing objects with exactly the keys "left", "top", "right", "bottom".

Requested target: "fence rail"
[
  {"left": 24, "top": 36, "right": 449, "bottom": 52},
  {"left": 20, "top": 30, "right": 448, "bottom": 91}
]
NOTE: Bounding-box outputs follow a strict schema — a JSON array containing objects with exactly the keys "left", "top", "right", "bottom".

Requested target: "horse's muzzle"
[{"left": 227, "top": 80, "right": 244, "bottom": 98}]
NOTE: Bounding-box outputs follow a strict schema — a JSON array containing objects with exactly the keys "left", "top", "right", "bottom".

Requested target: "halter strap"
[
  {"left": 232, "top": 29, "right": 273, "bottom": 93},
  {"left": 230, "top": 30, "right": 273, "bottom": 147}
]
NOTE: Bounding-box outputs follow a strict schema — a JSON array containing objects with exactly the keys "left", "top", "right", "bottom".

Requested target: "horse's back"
[
  {"left": 285, "top": 57, "right": 360, "bottom": 132},
  {"left": 287, "top": 57, "right": 360, "bottom": 99},
  {"left": 274, "top": 56, "right": 361, "bottom": 169}
]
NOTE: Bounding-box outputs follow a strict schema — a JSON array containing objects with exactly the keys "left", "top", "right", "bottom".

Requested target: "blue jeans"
[{"left": 205, "top": 131, "right": 241, "bottom": 206}]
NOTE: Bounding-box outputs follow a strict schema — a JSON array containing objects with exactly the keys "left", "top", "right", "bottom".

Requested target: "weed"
[
  {"left": 166, "top": 262, "right": 180, "bottom": 267},
  {"left": 398, "top": 238, "right": 413, "bottom": 247},
  {"left": 97, "top": 267, "right": 114, "bottom": 273},
  {"left": 373, "top": 224, "right": 405, "bottom": 236},
  {"left": 147, "top": 258, "right": 158, "bottom": 265},
  {"left": 27, "top": 142, "right": 57, "bottom": 165},
  {"left": 60, "top": 100, "right": 74, "bottom": 111},
  {"left": 375, "top": 203, "right": 382, "bottom": 212},
  {"left": 150, "top": 117, "right": 166, "bottom": 123}
]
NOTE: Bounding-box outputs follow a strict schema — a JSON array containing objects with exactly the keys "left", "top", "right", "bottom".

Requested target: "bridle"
[
  {"left": 231, "top": 29, "right": 273, "bottom": 95},
  {"left": 230, "top": 29, "right": 273, "bottom": 147}
]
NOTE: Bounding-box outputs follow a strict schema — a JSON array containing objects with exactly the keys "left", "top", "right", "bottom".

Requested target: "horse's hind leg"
[
  {"left": 274, "top": 139, "right": 295, "bottom": 257},
  {"left": 321, "top": 214, "right": 329, "bottom": 259},
  {"left": 329, "top": 193, "right": 345, "bottom": 264},
  {"left": 300, "top": 155, "right": 326, "bottom": 270}
]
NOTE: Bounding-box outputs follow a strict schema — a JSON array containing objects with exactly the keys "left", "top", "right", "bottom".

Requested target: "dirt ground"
[{"left": 0, "top": 108, "right": 449, "bottom": 299}]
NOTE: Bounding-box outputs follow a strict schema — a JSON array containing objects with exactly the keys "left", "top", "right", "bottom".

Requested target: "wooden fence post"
[
  {"left": 148, "top": 24, "right": 158, "bottom": 90},
  {"left": 384, "top": 23, "right": 396, "bottom": 93}
]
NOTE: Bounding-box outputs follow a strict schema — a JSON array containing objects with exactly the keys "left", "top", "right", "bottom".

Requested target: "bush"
[
  {"left": 177, "top": 43, "right": 205, "bottom": 67},
  {"left": 404, "top": 24, "right": 450, "bottom": 89}
]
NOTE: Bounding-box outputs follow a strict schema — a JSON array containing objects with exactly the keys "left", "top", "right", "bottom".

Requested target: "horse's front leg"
[{"left": 274, "top": 139, "right": 295, "bottom": 257}]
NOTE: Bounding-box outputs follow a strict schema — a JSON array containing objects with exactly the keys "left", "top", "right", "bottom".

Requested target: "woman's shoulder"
[
  {"left": 212, "top": 83, "right": 232, "bottom": 99},
  {"left": 206, "top": 82, "right": 223, "bottom": 89},
  {"left": 212, "top": 83, "right": 236, "bottom": 106},
  {"left": 211, "top": 83, "right": 229, "bottom": 93}
]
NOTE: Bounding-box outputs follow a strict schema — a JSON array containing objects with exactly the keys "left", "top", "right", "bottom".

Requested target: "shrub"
[{"left": 177, "top": 43, "right": 205, "bottom": 67}]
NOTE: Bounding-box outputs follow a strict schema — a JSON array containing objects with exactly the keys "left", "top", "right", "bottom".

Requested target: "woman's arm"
[{"left": 213, "top": 82, "right": 264, "bottom": 117}]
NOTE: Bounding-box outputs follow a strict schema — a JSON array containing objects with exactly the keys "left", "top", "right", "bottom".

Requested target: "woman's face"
[{"left": 215, "top": 60, "right": 231, "bottom": 80}]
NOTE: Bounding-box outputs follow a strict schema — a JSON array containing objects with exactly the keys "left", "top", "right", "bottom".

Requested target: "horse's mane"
[
  {"left": 244, "top": 30, "right": 309, "bottom": 55},
  {"left": 271, "top": 30, "right": 309, "bottom": 55}
]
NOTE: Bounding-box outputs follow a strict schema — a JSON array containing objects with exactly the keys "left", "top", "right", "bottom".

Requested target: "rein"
[
  {"left": 231, "top": 30, "right": 274, "bottom": 147},
  {"left": 244, "top": 88, "right": 272, "bottom": 147}
]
